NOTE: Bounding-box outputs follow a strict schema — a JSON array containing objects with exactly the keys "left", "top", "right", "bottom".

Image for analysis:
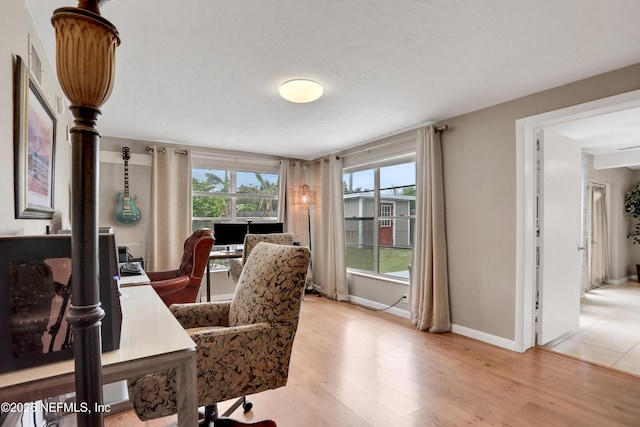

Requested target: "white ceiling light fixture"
[{"left": 279, "top": 79, "right": 324, "bottom": 103}]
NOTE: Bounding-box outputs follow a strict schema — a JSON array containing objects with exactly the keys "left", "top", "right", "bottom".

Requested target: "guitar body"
[
  {"left": 114, "top": 146, "right": 142, "bottom": 225},
  {"left": 114, "top": 192, "right": 141, "bottom": 225}
]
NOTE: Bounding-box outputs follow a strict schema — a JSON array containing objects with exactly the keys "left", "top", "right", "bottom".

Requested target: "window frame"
[
  {"left": 191, "top": 153, "right": 281, "bottom": 226},
  {"left": 343, "top": 153, "right": 416, "bottom": 280}
]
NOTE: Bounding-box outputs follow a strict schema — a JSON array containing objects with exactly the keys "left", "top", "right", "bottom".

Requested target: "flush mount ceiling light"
[{"left": 279, "top": 79, "right": 323, "bottom": 103}]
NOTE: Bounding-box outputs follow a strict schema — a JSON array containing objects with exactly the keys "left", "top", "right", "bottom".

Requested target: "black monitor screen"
[
  {"left": 247, "top": 222, "right": 284, "bottom": 234},
  {"left": 213, "top": 223, "right": 247, "bottom": 246}
]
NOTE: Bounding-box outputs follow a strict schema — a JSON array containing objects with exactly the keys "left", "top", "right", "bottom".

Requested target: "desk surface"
[
  {"left": 0, "top": 286, "right": 194, "bottom": 388},
  {"left": 210, "top": 250, "right": 243, "bottom": 259}
]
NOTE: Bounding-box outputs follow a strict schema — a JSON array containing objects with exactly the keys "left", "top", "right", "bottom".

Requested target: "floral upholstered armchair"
[
  {"left": 227, "top": 233, "right": 295, "bottom": 284},
  {"left": 128, "top": 242, "right": 311, "bottom": 425}
]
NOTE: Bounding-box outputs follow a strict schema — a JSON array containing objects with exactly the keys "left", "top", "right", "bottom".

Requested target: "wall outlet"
[{"left": 402, "top": 293, "right": 408, "bottom": 304}]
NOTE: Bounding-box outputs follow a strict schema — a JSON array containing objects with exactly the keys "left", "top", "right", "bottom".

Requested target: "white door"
[{"left": 537, "top": 129, "right": 583, "bottom": 345}]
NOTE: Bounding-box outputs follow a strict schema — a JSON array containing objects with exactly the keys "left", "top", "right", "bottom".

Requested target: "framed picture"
[{"left": 13, "top": 55, "right": 56, "bottom": 219}]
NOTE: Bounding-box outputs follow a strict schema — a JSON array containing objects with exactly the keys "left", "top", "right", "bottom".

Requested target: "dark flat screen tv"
[
  {"left": 0, "top": 233, "right": 122, "bottom": 373},
  {"left": 247, "top": 222, "right": 284, "bottom": 234},
  {"left": 213, "top": 223, "right": 248, "bottom": 246}
]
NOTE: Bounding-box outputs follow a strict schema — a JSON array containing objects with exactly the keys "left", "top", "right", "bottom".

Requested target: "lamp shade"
[
  {"left": 294, "top": 184, "right": 316, "bottom": 210},
  {"left": 279, "top": 79, "right": 323, "bottom": 103},
  {"left": 52, "top": 7, "right": 120, "bottom": 108}
]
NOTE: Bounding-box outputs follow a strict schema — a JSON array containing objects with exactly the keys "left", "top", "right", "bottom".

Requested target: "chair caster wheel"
[{"left": 243, "top": 401, "right": 253, "bottom": 413}]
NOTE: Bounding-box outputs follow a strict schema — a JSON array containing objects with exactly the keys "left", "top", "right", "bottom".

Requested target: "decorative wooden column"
[{"left": 51, "top": 2, "right": 119, "bottom": 426}]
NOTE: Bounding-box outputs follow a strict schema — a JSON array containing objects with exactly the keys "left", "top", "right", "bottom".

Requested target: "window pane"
[
  {"left": 343, "top": 169, "right": 374, "bottom": 194},
  {"left": 378, "top": 218, "right": 413, "bottom": 279},
  {"left": 380, "top": 162, "right": 415, "bottom": 191},
  {"left": 236, "top": 172, "right": 279, "bottom": 195},
  {"left": 193, "top": 195, "right": 230, "bottom": 218},
  {"left": 192, "top": 168, "right": 230, "bottom": 193},
  {"left": 236, "top": 197, "right": 278, "bottom": 219},
  {"left": 345, "top": 218, "right": 374, "bottom": 272},
  {"left": 192, "top": 219, "right": 216, "bottom": 230}
]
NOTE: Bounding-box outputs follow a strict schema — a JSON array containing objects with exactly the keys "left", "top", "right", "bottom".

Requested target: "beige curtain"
[
  {"left": 147, "top": 146, "right": 191, "bottom": 271},
  {"left": 410, "top": 126, "right": 451, "bottom": 332},
  {"left": 588, "top": 184, "right": 609, "bottom": 287},
  {"left": 279, "top": 160, "right": 312, "bottom": 246},
  {"left": 312, "top": 157, "right": 349, "bottom": 300}
]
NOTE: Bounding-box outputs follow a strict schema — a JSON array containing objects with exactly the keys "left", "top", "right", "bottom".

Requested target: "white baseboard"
[
  {"left": 348, "top": 295, "right": 410, "bottom": 319},
  {"left": 607, "top": 276, "right": 633, "bottom": 285},
  {"left": 347, "top": 295, "right": 516, "bottom": 351},
  {"left": 450, "top": 324, "right": 516, "bottom": 351}
]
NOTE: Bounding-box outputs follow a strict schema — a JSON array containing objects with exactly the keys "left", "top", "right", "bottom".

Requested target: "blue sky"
[
  {"left": 194, "top": 161, "right": 415, "bottom": 192},
  {"left": 344, "top": 161, "right": 416, "bottom": 191}
]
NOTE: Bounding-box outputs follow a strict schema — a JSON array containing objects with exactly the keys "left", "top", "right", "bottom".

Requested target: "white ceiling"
[{"left": 25, "top": 0, "right": 640, "bottom": 160}]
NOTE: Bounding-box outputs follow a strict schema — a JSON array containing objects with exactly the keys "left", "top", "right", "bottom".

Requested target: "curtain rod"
[
  {"left": 338, "top": 124, "right": 448, "bottom": 159},
  {"left": 146, "top": 146, "right": 188, "bottom": 155}
]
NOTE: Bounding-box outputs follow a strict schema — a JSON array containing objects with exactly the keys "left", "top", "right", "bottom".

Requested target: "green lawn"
[{"left": 346, "top": 246, "right": 412, "bottom": 274}]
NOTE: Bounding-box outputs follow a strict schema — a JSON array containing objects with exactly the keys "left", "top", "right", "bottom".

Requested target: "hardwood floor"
[{"left": 106, "top": 295, "right": 640, "bottom": 427}]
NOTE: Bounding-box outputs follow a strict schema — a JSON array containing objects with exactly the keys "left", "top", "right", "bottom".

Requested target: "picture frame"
[{"left": 13, "top": 55, "right": 56, "bottom": 219}]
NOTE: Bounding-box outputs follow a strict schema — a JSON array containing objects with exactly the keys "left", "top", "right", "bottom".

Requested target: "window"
[
  {"left": 343, "top": 158, "right": 416, "bottom": 280},
  {"left": 191, "top": 158, "right": 280, "bottom": 231}
]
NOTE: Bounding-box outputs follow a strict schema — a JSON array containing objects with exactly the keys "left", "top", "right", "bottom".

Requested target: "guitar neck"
[{"left": 123, "top": 160, "right": 129, "bottom": 198}]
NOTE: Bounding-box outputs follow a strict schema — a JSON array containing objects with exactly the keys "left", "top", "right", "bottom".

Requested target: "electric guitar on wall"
[{"left": 114, "top": 147, "right": 141, "bottom": 225}]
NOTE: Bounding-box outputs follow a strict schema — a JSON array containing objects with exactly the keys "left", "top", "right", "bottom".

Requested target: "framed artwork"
[{"left": 13, "top": 55, "right": 56, "bottom": 219}]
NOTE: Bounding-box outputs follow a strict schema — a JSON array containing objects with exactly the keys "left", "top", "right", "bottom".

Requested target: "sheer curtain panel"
[
  {"left": 410, "top": 126, "right": 451, "bottom": 332},
  {"left": 312, "top": 157, "right": 349, "bottom": 300},
  {"left": 279, "top": 160, "right": 312, "bottom": 247},
  {"left": 147, "top": 146, "right": 192, "bottom": 271}
]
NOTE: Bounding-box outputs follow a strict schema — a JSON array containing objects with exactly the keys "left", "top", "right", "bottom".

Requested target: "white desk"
[{"left": 0, "top": 286, "right": 197, "bottom": 427}]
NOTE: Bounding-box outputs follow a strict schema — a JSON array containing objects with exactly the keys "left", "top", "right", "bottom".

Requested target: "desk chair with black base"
[{"left": 128, "top": 242, "right": 311, "bottom": 427}]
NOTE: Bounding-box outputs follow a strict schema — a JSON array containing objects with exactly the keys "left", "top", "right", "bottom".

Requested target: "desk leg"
[
  {"left": 175, "top": 350, "right": 198, "bottom": 427},
  {"left": 206, "top": 261, "right": 211, "bottom": 302}
]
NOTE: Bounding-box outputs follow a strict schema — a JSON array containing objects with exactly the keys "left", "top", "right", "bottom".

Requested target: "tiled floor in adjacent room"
[{"left": 545, "top": 281, "right": 640, "bottom": 377}]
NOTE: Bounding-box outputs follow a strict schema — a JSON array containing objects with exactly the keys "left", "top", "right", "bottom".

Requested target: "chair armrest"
[
  {"left": 170, "top": 301, "right": 231, "bottom": 328},
  {"left": 227, "top": 258, "right": 243, "bottom": 283},
  {"left": 146, "top": 269, "right": 179, "bottom": 281},
  {"left": 189, "top": 321, "right": 298, "bottom": 404},
  {"left": 190, "top": 322, "right": 297, "bottom": 359},
  {"left": 150, "top": 276, "right": 190, "bottom": 296}
]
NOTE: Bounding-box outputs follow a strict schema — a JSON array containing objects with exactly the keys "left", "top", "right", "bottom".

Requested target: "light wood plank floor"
[{"left": 106, "top": 295, "right": 640, "bottom": 427}]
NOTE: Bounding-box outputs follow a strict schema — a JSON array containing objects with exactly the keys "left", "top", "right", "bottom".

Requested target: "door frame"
[{"left": 514, "top": 89, "right": 640, "bottom": 352}]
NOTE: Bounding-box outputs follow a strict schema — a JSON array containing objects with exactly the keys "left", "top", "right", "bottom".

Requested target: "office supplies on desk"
[{"left": 120, "top": 262, "right": 143, "bottom": 276}]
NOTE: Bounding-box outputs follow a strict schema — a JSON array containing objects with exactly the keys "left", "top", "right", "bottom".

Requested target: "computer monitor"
[
  {"left": 213, "top": 223, "right": 248, "bottom": 246},
  {"left": 247, "top": 222, "right": 284, "bottom": 234},
  {"left": 0, "top": 233, "right": 122, "bottom": 373}
]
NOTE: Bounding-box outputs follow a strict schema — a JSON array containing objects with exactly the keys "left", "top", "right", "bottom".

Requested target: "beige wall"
[
  {"left": 0, "top": 0, "right": 73, "bottom": 237},
  {"left": 441, "top": 64, "right": 640, "bottom": 340}
]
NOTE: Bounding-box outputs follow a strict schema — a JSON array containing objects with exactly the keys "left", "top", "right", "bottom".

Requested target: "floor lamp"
[
  {"left": 295, "top": 185, "right": 316, "bottom": 292},
  {"left": 52, "top": 2, "right": 119, "bottom": 426}
]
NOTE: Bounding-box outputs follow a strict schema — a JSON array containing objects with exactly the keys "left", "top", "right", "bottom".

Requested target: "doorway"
[
  {"left": 379, "top": 202, "right": 394, "bottom": 246},
  {"left": 515, "top": 89, "right": 640, "bottom": 352}
]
